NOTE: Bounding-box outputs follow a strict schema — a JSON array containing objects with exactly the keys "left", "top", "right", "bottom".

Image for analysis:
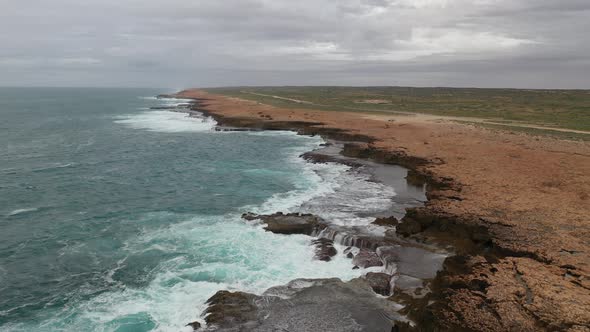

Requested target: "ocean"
[{"left": 0, "top": 88, "right": 401, "bottom": 331}]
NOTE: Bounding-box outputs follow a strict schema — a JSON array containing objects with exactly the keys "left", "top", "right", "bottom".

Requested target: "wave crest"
[{"left": 115, "top": 111, "right": 216, "bottom": 133}]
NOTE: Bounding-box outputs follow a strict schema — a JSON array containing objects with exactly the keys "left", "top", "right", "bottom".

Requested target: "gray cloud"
[{"left": 0, "top": 0, "right": 588, "bottom": 88}]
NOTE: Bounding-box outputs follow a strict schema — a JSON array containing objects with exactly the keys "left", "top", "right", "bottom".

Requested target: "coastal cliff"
[{"left": 174, "top": 89, "right": 590, "bottom": 332}]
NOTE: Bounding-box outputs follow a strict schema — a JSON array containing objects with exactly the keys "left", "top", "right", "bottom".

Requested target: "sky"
[{"left": 1, "top": 0, "right": 589, "bottom": 89}]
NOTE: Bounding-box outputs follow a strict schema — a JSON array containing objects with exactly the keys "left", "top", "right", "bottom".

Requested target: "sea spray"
[{"left": 114, "top": 110, "right": 216, "bottom": 133}]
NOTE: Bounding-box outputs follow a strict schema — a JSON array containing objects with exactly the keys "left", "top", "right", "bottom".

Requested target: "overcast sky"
[{"left": 1, "top": 0, "right": 589, "bottom": 88}]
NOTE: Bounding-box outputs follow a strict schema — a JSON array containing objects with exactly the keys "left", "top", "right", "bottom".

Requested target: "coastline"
[
  {"left": 171, "top": 89, "right": 590, "bottom": 331},
  {"left": 164, "top": 95, "right": 448, "bottom": 330}
]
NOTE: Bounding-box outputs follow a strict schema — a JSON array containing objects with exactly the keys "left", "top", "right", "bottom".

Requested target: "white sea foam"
[
  {"left": 115, "top": 111, "right": 216, "bottom": 133},
  {"left": 298, "top": 165, "right": 397, "bottom": 226},
  {"left": 247, "top": 133, "right": 397, "bottom": 226},
  {"left": 32, "top": 163, "right": 75, "bottom": 172},
  {"left": 17, "top": 214, "right": 363, "bottom": 332},
  {"left": 156, "top": 97, "right": 194, "bottom": 108},
  {"left": 7, "top": 208, "right": 38, "bottom": 216}
]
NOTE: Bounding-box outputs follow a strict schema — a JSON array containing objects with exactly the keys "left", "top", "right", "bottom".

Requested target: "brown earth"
[{"left": 176, "top": 89, "right": 590, "bottom": 331}]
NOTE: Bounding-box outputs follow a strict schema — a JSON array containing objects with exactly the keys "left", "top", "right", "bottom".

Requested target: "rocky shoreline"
[
  {"left": 164, "top": 92, "right": 590, "bottom": 331},
  {"left": 158, "top": 96, "right": 450, "bottom": 331}
]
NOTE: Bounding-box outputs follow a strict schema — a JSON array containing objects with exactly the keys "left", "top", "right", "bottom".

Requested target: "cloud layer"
[{"left": 1, "top": 0, "right": 589, "bottom": 88}]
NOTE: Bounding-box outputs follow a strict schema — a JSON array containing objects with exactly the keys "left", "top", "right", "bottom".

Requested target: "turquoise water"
[{"left": 0, "top": 88, "right": 395, "bottom": 331}]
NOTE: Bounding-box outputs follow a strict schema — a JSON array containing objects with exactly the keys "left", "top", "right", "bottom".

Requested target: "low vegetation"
[{"left": 205, "top": 86, "right": 590, "bottom": 133}]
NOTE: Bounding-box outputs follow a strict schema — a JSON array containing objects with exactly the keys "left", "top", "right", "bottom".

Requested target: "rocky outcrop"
[
  {"left": 318, "top": 226, "right": 389, "bottom": 250},
  {"left": 411, "top": 254, "right": 590, "bottom": 332},
  {"left": 312, "top": 238, "right": 338, "bottom": 261},
  {"left": 203, "top": 291, "right": 259, "bottom": 329},
  {"left": 364, "top": 272, "right": 393, "bottom": 296},
  {"left": 396, "top": 207, "right": 492, "bottom": 254},
  {"left": 300, "top": 150, "right": 364, "bottom": 167},
  {"left": 341, "top": 142, "right": 457, "bottom": 191},
  {"left": 186, "top": 321, "right": 201, "bottom": 331},
  {"left": 391, "top": 208, "right": 590, "bottom": 332},
  {"left": 372, "top": 216, "right": 400, "bottom": 227},
  {"left": 241, "top": 212, "right": 327, "bottom": 235},
  {"left": 352, "top": 249, "right": 383, "bottom": 269},
  {"left": 377, "top": 245, "right": 446, "bottom": 278},
  {"left": 201, "top": 278, "right": 405, "bottom": 332}
]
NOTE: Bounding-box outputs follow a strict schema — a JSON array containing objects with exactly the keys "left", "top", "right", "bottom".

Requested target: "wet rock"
[
  {"left": 214, "top": 126, "right": 258, "bottom": 132},
  {"left": 341, "top": 143, "right": 430, "bottom": 169},
  {"left": 203, "top": 290, "right": 259, "bottom": 328},
  {"left": 312, "top": 238, "right": 337, "bottom": 261},
  {"left": 241, "top": 212, "right": 259, "bottom": 221},
  {"left": 320, "top": 226, "right": 386, "bottom": 250},
  {"left": 186, "top": 321, "right": 201, "bottom": 330},
  {"left": 352, "top": 249, "right": 383, "bottom": 268},
  {"left": 396, "top": 207, "right": 492, "bottom": 254},
  {"left": 201, "top": 278, "right": 405, "bottom": 331},
  {"left": 299, "top": 127, "right": 375, "bottom": 143},
  {"left": 395, "top": 218, "right": 423, "bottom": 237},
  {"left": 301, "top": 150, "right": 364, "bottom": 167},
  {"left": 260, "top": 278, "right": 404, "bottom": 331},
  {"left": 372, "top": 216, "right": 399, "bottom": 227},
  {"left": 393, "top": 274, "right": 425, "bottom": 297},
  {"left": 376, "top": 245, "right": 446, "bottom": 278},
  {"left": 241, "top": 212, "right": 327, "bottom": 235},
  {"left": 364, "top": 272, "right": 393, "bottom": 296},
  {"left": 344, "top": 246, "right": 357, "bottom": 259}
]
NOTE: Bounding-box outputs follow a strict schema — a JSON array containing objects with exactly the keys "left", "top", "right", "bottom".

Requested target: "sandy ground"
[
  {"left": 177, "top": 89, "right": 590, "bottom": 331},
  {"left": 241, "top": 90, "right": 590, "bottom": 135}
]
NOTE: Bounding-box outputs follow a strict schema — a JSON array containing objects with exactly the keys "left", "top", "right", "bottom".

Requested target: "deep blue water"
[{"left": 0, "top": 88, "right": 388, "bottom": 331}]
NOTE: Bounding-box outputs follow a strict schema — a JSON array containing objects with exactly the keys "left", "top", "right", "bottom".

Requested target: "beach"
[{"left": 176, "top": 89, "right": 590, "bottom": 331}]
